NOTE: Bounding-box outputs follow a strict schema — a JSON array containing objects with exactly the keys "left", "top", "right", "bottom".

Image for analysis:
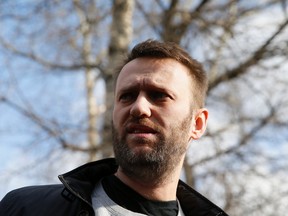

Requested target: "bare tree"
[{"left": 0, "top": 0, "right": 288, "bottom": 215}]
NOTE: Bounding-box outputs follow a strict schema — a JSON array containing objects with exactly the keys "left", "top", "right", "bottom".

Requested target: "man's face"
[{"left": 112, "top": 57, "right": 202, "bottom": 181}]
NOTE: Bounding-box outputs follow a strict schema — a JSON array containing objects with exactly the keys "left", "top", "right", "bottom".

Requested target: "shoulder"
[
  {"left": 177, "top": 181, "right": 229, "bottom": 216},
  {"left": 2, "top": 184, "right": 64, "bottom": 202},
  {"left": 0, "top": 185, "right": 65, "bottom": 215}
]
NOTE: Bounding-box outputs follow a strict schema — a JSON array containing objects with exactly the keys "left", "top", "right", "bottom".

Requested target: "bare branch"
[
  {"left": 161, "top": 0, "right": 211, "bottom": 43},
  {"left": 194, "top": 0, "right": 211, "bottom": 13},
  {"left": 208, "top": 18, "right": 288, "bottom": 91},
  {"left": 1, "top": 96, "right": 100, "bottom": 153},
  {"left": 192, "top": 107, "right": 276, "bottom": 166},
  {"left": 0, "top": 36, "right": 101, "bottom": 71},
  {"left": 135, "top": 1, "right": 161, "bottom": 36}
]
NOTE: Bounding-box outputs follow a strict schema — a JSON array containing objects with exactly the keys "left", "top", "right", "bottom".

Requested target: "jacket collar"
[
  {"left": 58, "top": 158, "right": 117, "bottom": 205},
  {"left": 177, "top": 181, "right": 228, "bottom": 215},
  {"left": 58, "top": 158, "right": 228, "bottom": 216}
]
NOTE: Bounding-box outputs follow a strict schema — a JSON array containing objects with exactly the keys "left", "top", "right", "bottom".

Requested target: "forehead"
[{"left": 115, "top": 58, "right": 192, "bottom": 92}]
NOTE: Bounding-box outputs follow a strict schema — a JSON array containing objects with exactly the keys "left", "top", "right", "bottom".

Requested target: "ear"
[{"left": 190, "top": 108, "right": 208, "bottom": 140}]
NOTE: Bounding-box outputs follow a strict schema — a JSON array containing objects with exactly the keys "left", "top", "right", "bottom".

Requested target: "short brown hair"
[{"left": 114, "top": 39, "right": 208, "bottom": 108}]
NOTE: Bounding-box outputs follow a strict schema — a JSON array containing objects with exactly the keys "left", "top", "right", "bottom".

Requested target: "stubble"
[{"left": 112, "top": 114, "right": 193, "bottom": 185}]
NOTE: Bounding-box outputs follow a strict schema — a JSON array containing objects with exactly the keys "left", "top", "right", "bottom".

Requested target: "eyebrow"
[
  {"left": 117, "top": 82, "right": 176, "bottom": 100},
  {"left": 117, "top": 84, "right": 139, "bottom": 93},
  {"left": 119, "top": 81, "right": 171, "bottom": 92}
]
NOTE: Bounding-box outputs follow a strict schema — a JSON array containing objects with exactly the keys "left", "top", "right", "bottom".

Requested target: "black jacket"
[{"left": 0, "top": 158, "right": 228, "bottom": 216}]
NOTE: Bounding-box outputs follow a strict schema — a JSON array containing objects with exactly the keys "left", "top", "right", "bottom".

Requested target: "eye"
[
  {"left": 149, "top": 91, "right": 170, "bottom": 101},
  {"left": 118, "top": 92, "right": 137, "bottom": 102}
]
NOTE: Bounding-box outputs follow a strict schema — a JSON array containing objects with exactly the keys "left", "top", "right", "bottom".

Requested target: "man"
[{"left": 0, "top": 40, "right": 228, "bottom": 216}]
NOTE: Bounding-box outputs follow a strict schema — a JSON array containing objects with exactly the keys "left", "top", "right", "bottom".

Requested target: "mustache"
[{"left": 124, "top": 117, "right": 161, "bottom": 133}]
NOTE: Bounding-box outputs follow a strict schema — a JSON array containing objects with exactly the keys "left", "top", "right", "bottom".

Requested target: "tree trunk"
[{"left": 102, "top": 0, "right": 134, "bottom": 157}]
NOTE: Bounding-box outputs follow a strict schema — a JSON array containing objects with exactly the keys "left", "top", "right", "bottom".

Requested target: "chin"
[{"left": 130, "top": 145, "right": 154, "bottom": 154}]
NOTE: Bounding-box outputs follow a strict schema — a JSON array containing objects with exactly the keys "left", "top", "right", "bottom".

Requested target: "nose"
[{"left": 130, "top": 93, "right": 151, "bottom": 118}]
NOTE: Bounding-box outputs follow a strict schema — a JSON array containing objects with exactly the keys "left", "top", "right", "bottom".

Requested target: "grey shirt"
[{"left": 92, "top": 181, "right": 185, "bottom": 216}]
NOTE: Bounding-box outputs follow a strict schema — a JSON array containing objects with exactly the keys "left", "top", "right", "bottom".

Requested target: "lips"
[{"left": 126, "top": 124, "right": 157, "bottom": 134}]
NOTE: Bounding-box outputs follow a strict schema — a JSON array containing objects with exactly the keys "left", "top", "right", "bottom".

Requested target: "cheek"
[
  {"left": 112, "top": 106, "right": 120, "bottom": 127},
  {"left": 163, "top": 105, "right": 191, "bottom": 120},
  {"left": 113, "top": 106, "right": 129, "bottom": 126}
]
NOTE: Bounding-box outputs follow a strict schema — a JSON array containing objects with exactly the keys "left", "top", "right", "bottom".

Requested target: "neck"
[{"left": 114, "top": 159, "right": 184, "bottom": 201}]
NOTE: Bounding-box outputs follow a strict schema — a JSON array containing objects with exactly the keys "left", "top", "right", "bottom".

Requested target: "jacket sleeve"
[
  {"left": 0, "top": 189, "right": 25, "bottom": 216},
  {"left": 0, "top": 185, "right": 67, "bottom": 216},
  {"left": 0, "top": 185, "right": 92, "bottom": 216}
]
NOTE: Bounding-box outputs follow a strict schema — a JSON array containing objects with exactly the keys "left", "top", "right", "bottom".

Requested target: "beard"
[{"left": 112, "top": 114, "right": 193, "bottom": 185}]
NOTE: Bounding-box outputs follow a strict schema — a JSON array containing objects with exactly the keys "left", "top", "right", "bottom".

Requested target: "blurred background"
[{"left": 0, "top": 0, "right": 287, "bottom": 215}]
